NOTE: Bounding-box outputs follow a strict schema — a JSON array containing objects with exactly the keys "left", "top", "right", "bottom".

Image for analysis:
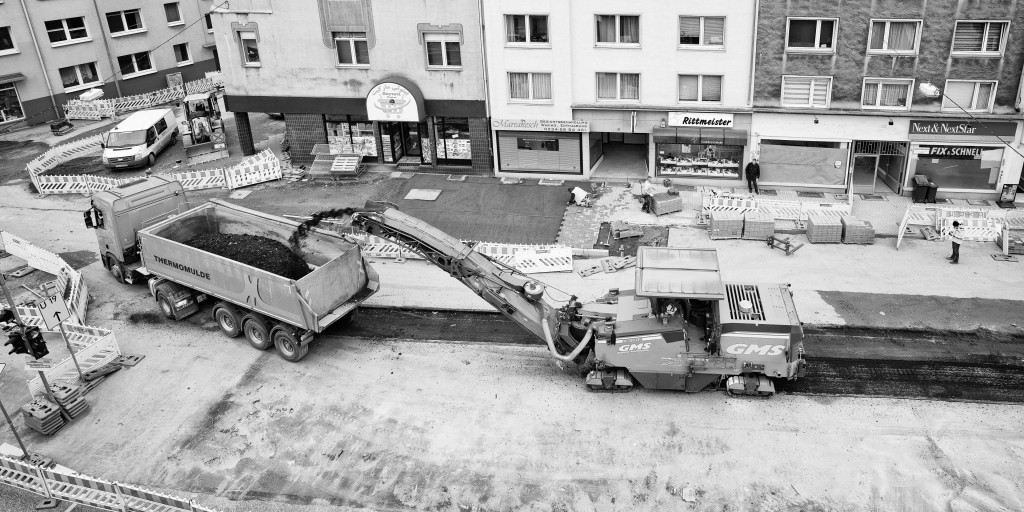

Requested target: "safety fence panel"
[
  {"left": 64, "top": 99, "right": 104, "bottom": 121},
  {"left": 171, "top": 168, "right": 226, "bottom": 191},
  {"left": 0, "top": 455, "right": 49, "bottom": 497},
  {"left": 185, "top": 75, "right": 221, "bottom": 95},
  {"left": 115, "top": 481, "right": 196, "bottom": 511},
  {"left": 40, "top": 469, "right": 124, "bottom": 511},
  {"left": 1, "top": 231, "right": 72, "bottom": 277},
  {"left": 513, "top": 247, "right": 574, "bottom": 273},
  {"left": 224, "top": 149, "right": 282, "bottom": 189},
  {"left": 934, "top": 206, "right": 1007, "bottom": 229},
  {"left": 938, "top": 217, "right": 1002, "bottom": 242},
  {"left": 755, "top": 199, "right": 803, "bottom": 221},
  {"left": 86, "top": 175, "right": 129, "bottom": 193},
  {"left": 27, "top": 330, "right": 120, "bottom": 397},
  {"left": 34, "top": 174, "right": 90, "bottom": 195},
  {"left": 701, "top": 197, "right": 758, "bottom": 216}
]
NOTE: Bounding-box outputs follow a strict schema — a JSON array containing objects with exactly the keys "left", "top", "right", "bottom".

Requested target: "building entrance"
[
  {"left": 850, "top": 141, "right": 907, "bottom": 195},
  {"left": 590, "top": 133, "right": 648, "bottom": 180}
]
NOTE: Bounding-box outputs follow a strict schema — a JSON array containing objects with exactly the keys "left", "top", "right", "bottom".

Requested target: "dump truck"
[{"left": 83, "top": 176, "right": 378, "bottom": 362}]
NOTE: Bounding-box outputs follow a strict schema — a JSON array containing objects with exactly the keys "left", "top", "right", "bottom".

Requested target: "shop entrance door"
[
  {"left": 850, "top": 155, "right": 878, "bottom": 195},
  {"left": 401, "top": 123, "right": 421, "bottom": 159}
]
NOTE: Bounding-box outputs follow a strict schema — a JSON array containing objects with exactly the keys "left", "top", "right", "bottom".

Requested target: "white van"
[{"left": 102, "top": 108, "right": 178, "bottom": 169}]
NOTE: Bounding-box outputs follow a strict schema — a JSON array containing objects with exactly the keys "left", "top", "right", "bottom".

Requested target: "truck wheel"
[
  {"left": 241, "top": 314, "right": 272, "bottom": 350},
  {"left": 213, "top": 302, "right": 241, "bottom": 338},
  {"left": 272, "top": 328, "right": 308, "bottom": 362},
  {"left": 157, "top": 293, "right": 175, "bottom": 319}
]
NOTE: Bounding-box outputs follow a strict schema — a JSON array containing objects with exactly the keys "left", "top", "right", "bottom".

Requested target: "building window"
[
  {"left": 942, "top": 80, "right": 996, "bottom": 112},
  {"left": 44, "top": 17, "right": 89, "bottom": 46},
  {"left": 425, "top": 33, "right": 461, "bottom": 68},
  {"left": 678, "top": 16, "right": 724, "bottom": 47},
  {"left": 786, "top": 18, "right": 836, "bottom": 52},
  {"left": 0, "top": 26, "right": 17, "bottom": 55},
  {"left": 173, "top": 43, "right": 192, "bottom": 66},
  {"left": 117, "top": 51, "right": 154, "bottom": 78},
  {"left": 106, "top": 9, "right": 145, "bottom": 36},
  {"left": 334, "top": 32, "right": 369, "bottom": 66},
  {"left": 597, "top": 72, "right": 639, "bottom": 101},
  {"left": 781, "top": 76, "right": 831, "bottom": 108},
  {"left": 868, "top": 20, "right": 920, "bottom": 54},
  {"left": 205, "top": 14, "right": 213, "bottom": 32},
  {"left": 164, "top": 3, "right": 183, "bottom": 26},
  {"left": 861, "top": 78, "right": 913, "bottom": 110},
  {"left": 952, "top": 21, "right": 1008, "bottom": 56},
  {"left": 435, "top": 117, "right": 472, "bottom": 164},
  {"left": 239, "top": 32, "right": 260, "bottom": 66},
  {"left": 506, "top": 15, "right": 549, "bottom": 45},
  {"left": 678, "top": 74, "right": 722, "bottom": 102},
  {"left": 59, "top": 62, "right": 100, "bottom": 92},
  {"left": 0, "top": 82, "right": 25, "bottom": 123},
  {"left": 508, "top": 72, "right": 552, "bottom": 102},
  {"left": 596, "top": 15, "right": 640, "bottom": 45}
]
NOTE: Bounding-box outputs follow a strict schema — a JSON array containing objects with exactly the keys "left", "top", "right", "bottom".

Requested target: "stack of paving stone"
[
  {"left": 1000, "top": 231, "right": 1024, "bottom": 255},
  {"left": 742, "top": 211, "right": 775, "bottom": 240},
  {"left": 841, "top": 216, "right": 875, "bottom": 244},
  {"left": 806, "top": 214, "right": 843, "bottom": 243},
  {"left": 709, "top": 211, "right": 744, "bottom": 240},
  {"left": 20, "top": 398, "right": 66, "bottom": 435},
  {"left": 50, "top": 383, "right": 90, "bottom": 418}
]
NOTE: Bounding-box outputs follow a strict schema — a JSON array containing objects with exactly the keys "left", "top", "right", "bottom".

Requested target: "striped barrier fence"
[
  {"left": 115, "top": 480, "right": 197, "bottom": 511},
  {"left": 41, "top": 469, "right": 124, "bottom": 511},
  {"left": 939, "top": 217, "right": 1002, "bottom": 242},
  {"left": 755, "top": 199, "right": 803, "bottom": 221},
  {"left": 33, "top": 174, "right": 90, "bottom": 195},
  {"left": 701, "top": 197, "right": 758, "bottom": 217},
  {"left": 86, "top": 175, "right": 129, "bottom": 193},
  {"left": 171, "top": 168, "right": 226, "bottom": 191},
  {"left": 223, "top": 149, "right": 282, "bottom": 189},
  {"left": 513, "top": 247, "right": 574, "bottom": 273},
  {"left": 0, "top": 454, "right": 50, "bottom": 498},
  {"left": 1, "top": 231, "right": 88, "bottom": 325},
  {"left": 27, "top": 330, "right": 120, "bottom": 397},
  {"left": 64, "top": 99, "right": 104, "bottom": 121}
]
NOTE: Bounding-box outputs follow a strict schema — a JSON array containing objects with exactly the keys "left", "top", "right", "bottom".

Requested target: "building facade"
[
  {"left": 212, "top": 0, "right": 490, "bottom": 173},
  {"left": 753, "top": 0, "right": 1024, "bottom": 199},
  {"left": 484, "top": 0, "right": 758, "bottom": 183},
  {"left": 0, "top": 0, "right": 219, "bottom": 129}
]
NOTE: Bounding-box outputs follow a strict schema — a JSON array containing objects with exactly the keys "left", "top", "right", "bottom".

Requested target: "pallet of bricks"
[
  {"left": 841, "top": 216, "right": 875, "bottom": 244},
  {"left": 806, "top": 214, "right": 843, "bottom": 243},
  {"left": 709, "top": 211, "right": 743, "bottom": 239},
  {"left": 742, "top": 211, "right": 775, "bottom": 240},
  {"left": 1001, "top": 230, "right": 1024, "bottom": 255}
]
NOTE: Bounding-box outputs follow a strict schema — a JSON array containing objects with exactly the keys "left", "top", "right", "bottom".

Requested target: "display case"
[{"left": 656, "top": 143, "right": 742, "bottom": 178}]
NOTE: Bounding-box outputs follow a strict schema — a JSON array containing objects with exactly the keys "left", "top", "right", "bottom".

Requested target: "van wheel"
[
  {"left": 147, "top": 153, "right": 155, "bottom": 166},
  {"left": 242, "top": 314, "right": 272, "bottom": 350},
  {"left": 272, "top": 327, "right": 308, "bottom": 362},
  {"left": 213, "top": 302, "right": 241, "bottom": 338},
  {"left": 157, "top": 293, "right": 175, "bottom": 319}
]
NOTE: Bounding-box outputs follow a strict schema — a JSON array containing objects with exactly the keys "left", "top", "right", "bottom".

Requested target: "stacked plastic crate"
[
  {"left": 841, "top": 216, "right": 875, "bottom": 244},
  {"left": 806, "top": 214, "right": 843, "bottom": 243},
  {"left": 742, "top": 211, "right": 775, "bottom": 240},
  {"left": 709, "top": 211, "right": 744, "bottom": 239}
]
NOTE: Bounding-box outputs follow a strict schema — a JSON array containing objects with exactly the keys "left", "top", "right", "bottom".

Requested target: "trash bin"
[
  {"left": 913, "top": 179, "right": 929, "bottom": 203},
  {"left": 926, "top": 183, "right": 938, "bottom": 203}
]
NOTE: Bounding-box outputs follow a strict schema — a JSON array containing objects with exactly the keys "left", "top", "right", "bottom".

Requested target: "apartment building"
[
  {"left": 484, "top": 0, "right": 758, "bottom": 183},
  {"left": 211, "top": 0, "right": 489, "bottom": 173},
  {"left": 753, "top": 0, "right": 1024, "bottom": 199},
  {"left": 0, "top": 0, "right": 219, "bottom": 129}
]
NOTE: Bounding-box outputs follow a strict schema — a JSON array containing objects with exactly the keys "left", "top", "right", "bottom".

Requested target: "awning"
[
  {"left": 653, "top": 126, "right": 747, "bottom": 146},
  {"left": 0, "top": 72, "right": 26, "bottom": 84}
]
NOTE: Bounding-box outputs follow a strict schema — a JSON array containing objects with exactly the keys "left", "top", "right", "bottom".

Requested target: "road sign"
[
  {"left": 37, "top": 294, "right": 71, "bottom": 330},
  {"left": 25, "top": 358, "right": 53, "bottom": 371}
]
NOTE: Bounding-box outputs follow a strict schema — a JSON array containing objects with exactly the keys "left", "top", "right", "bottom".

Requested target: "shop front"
[
  {"left": 492, "top": 118, "right": 588, "bottom": 177},
  {"left": 652, "top": 112, "right": 749, "bottom": 186},
  {"left": 906, "top": 119, "right": 1021, "bottom": 198}
]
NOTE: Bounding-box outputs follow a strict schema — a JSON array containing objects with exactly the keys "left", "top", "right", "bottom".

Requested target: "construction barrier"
[
  {"left": 895, "top": 205, "right": 1018, "bottom": 249},
  {"left": 1, "top": 231, "right": 88, "bottom": 325},
  {"left": 223, "top": 149, "right": 281, "bottom": 189},
  {"left": 64, "top": 74, "right": 223, "bottom": 120},
  {"left": 513, "top": 247, "right": 574, "bottom": 273},
  {"left": 26, "top": 329, "right": 120, "bottom": 397},
  {"left": 171, "top": 167, "right": 226, "bottom": 191},
  {"left": 0, "top": 455, "right": 50, "bottom": 497},
  {"left": 699, "top": 190, "right": 852, "bottom": 222}
]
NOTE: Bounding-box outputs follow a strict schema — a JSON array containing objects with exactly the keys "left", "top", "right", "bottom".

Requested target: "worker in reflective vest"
[{"left": 947, "top": 220, "right": 964, "bottom": 264}]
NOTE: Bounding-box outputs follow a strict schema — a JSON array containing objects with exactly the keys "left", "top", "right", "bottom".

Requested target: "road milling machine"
[{"left": 296, "top": 207, "right": 807, "bottom": 396}]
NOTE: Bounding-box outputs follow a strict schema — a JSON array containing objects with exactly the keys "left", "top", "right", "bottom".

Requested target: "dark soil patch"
[
  {"left": 43, "top": 155, "right": 104, "bottom": 176},
  {"left": 184, "top": 233, "right": 310, "bottom": 279},
  {"left": 58, "top": 250, "right": 98, "bottom": 270},
  {"left": 128, "top": 311, "right": 164, "bottom": 324},
  {"left": 594, "top": 223, "right": 670, "bottom": 257},
  {"left": 0, "top": 140, "right": 50, "bottom": 184}
]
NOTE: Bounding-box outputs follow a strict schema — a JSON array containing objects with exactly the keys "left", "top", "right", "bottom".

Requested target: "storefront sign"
[
  {"left": 491, "top": 119, "right": 589, "bottom": 132},
  {"left": 366, "top": 82, "right": 422, "bottom": 122},
  {"left": 909, "top": 120, "right": 1017, "bottom": 138},
  {"left": 517, "top": 137, "right": 559, "bottom": 151},
  {"left": 922, "top": 145, "right": 985, "bottom": 158},
  {"left": 668, "top": 112, "right": 734, "bottom": 127}
]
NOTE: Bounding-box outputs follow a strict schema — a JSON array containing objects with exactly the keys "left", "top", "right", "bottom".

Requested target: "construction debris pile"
[{"left": 183, "top": 233, "right": 311, "bottom": 279}]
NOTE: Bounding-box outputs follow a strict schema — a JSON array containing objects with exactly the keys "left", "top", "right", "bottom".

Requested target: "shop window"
[
  {"left": 173, "top": 43, "right": 192, "bottom": 66},
  {"left": 942, "top": 80, "right": 996, "bottom": 112},
  {"left": 505, "top": 14, "right": 549, "bottom": 44},
  {"left": 786, "top": 18, "right": 836, "bottom": 52},
  {"left": 335, "top": 32, "right": 369, "bottom": 66},
  {"left": 59, "top": 62, "right": 100, "bottom": 92},
  {"left": 678, "top": 75, "right": 722, "bottom": 102},
  {"left": 868, "top": 20, "right": 920, "bottom": 54},
  {"left": 678, "top": 16, "right": 724, "bottom": 47},
  {"left": 952, "top": 21, "right": 1007, "bottom": 56},
  {"left": 861, "top": 78, "right": 912, "bottom": 110},
  {"left": 596, "top": 15, "right": 639, "bottom": 45},
  {"left": 508, "top": 72, "right": 552, "bottom": 102},
  {"left": 913, "top": 146, "right": 1002, "bottom": 190},
  {"left": 657, "top": 143, "right": 742, "bottom": 179},
  {"left": 435, "top": 117, "right": 472, "bottom": 163},
  {"left": 44, "top": 17, "right": 90, "bottom": 46},
  {"left": 0, "top": 26, "right": 16, "bottom": 56},
  {"left": 325, "top": 115, "right": 378, "bottom": 160},
  {"left": 239, "top": 32, "right": 260, "bottom": 66},
  {"left": 205, "top": 14, "right": 213, "bottom": 33},
  {"left": 165, "top": 3, "right": 183, "bottom": 26},
  {"left": 597, "top": 72, "right": 639, "bottom": 101},
  {"left": 106, "top": 9, "right": 146, "bottom": 36},
  {"left": 425, "top": 33, "right": 461, "bottom": 68},
  {"left": 117, "top": 51, "right": 153, "bottom": 78},
  {"left": 780, "top": 76, "right": 831, "bottom": 108},
  {"left": 0, "top": 82, "right": 25, "bottom": 123}
]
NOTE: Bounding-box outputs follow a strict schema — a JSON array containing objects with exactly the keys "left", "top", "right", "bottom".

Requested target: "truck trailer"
[{"left": 84, "top": 176, "right": 378, "bottom": 362}]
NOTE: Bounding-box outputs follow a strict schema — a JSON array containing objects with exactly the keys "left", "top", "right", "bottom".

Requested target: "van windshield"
[{"left": 106, "top": 130, "right": 147, "bottom": 148}]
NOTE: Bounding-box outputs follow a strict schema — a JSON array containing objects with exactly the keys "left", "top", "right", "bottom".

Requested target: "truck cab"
[{"left": 84, "top": 175, "right": 189, "bottom": 283}]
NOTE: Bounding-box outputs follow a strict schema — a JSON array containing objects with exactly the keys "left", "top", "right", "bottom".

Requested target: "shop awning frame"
[
  {"left": 653, "top": 126, "right": 748, "bottom": 146},
  {"left": 0, "top": 72, "right": 27, "bottom": 84}
]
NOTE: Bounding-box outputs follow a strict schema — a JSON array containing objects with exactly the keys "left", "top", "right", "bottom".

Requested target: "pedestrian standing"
[
  {"left": 640, "top": 178, "right": 655, "bottom": 213},
  {"left": 947, "top": 220, "right": 964, "bottom": 264},
  {"left": 744, "top": 158, "right": 760, "bottom": 194}
]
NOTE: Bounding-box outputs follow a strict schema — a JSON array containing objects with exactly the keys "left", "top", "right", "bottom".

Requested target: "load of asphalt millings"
[
  {"left": 289, "top": 207, "right": 360, "bottom": 249},
  {"left": 184, "top": 233, "right": 312, "bottom": 280}
]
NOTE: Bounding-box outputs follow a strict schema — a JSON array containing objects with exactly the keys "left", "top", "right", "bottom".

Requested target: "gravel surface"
[{"left": 184, "top": 233, "right": 310, "bottom": 279}]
